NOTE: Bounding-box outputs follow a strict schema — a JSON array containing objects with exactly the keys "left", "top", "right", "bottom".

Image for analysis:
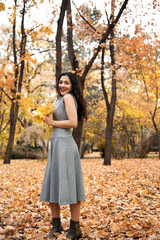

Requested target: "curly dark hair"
[{"left": 56, "top": 72, "right": 87, "bottom": 121}]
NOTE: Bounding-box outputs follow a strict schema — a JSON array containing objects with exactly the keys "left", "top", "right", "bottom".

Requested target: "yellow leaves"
[
  {"left": 24, "top": 52, "right": 37, "bottom": 64},
  {"left": 30, "top": 30, "right": 39, "bottom": 42},
  {"left": 118, "top": 99, "right": 145, "bottom": 119},
  {"left": 32, "top": 103, "right": 55, "bottom": 123},
  {"left": 39, "top": 25, "right": 54, "bottom": 35},
  {"left": 12, "top": 5, "right": 16, "bottom": 21},
  {"left": 0, "top": 2, "right": 5, "bottom": 12}
]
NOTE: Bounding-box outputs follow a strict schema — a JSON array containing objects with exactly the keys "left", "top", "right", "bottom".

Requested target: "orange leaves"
[{"left": 0, "top": 158, "right": 160, "bottom": 239}]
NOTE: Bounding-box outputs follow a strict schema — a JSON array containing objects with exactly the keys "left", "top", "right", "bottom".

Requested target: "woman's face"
[{"left": 58, "top": 75, "right": 73, "bottom": 96}]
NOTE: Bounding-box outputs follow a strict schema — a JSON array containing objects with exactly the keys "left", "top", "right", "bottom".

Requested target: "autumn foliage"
[
  {"left": 0, "top": 157, "right": 160, "bottom": 239},
  {"left": 31, "top": 103, "right": 55, "bottom": 123}
]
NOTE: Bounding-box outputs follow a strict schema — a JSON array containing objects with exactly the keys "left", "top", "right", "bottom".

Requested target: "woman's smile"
[{"left": 58, "top": 75, "right": 72, "bottom": 96}]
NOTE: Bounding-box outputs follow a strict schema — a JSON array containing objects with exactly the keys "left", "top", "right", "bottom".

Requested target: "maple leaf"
[{"left": 32, "top": 103, "right": 55, "bottom": 123}]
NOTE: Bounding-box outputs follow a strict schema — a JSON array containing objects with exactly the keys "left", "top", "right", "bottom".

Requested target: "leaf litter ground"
[{"left": 0, "top": 158, "right": 160, "bottom": 240}]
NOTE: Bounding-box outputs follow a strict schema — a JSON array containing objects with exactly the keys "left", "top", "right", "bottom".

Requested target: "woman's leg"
[
  {"left": 47, "top": 203, "right": 63, "bottom": 239},
  {"left": 66, "top": 202, "right": 82, "bottom": 239},
  {"left": 70, "top": 201, "right": 81, "bottom": 221},
  {"left": 49, "top": 203, "right": 60, "bottom": 218}
]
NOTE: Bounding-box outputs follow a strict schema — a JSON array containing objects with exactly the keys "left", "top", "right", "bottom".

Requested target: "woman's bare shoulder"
[{"left": 63, "top": 93, "right": 75, "bottom": 102}]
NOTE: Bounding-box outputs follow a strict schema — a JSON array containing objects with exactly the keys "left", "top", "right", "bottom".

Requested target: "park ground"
[{"left": 0, "top": 156, "right": 160, "bottom": 240}]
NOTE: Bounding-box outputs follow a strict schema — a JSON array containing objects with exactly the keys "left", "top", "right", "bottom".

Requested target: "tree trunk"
[
  {"left": 151, "top": 102, "right": 160, "bottom": 159},
  {"left": 3, "top": 102, "right": 19, "bottom": 164},
  {"left": 104, "top": 113, "right": 113, "bottom": 165},
  {"left": 3, "top": 0, "right": 26, "bottom": 164},
  {"left": 56, "top": 0, "right": 68, "bottom": 80},
  {"left": 66, "top": 0, "right": 79, "bottom": 71},
  {"left": 72, "top": 76, "right": 85, "bottom": 150},
  {"left": 103, "top": 0, "right": 117, "bottom": 165},
  {"left": 103, "top": 46, "right": 116, "bottom": 164},
  {"left": 66, "top": 2, "right": 85, "bottom": 149},
  {"left": 73, "top": 120, "right": 83, "bottom": 155},
  {"left": 157, "top": 131, "right": 160, "bottom": 159}
]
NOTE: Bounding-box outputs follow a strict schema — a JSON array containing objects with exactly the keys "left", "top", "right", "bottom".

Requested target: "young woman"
[{"left": 40, "top": 72, "right": 87, "bottom": 239}]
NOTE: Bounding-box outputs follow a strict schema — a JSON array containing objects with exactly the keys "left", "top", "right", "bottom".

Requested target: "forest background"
[
  {"left": 0, "top": 0, "right": 160, "bottom": 164},
  {"left": 0, "top": 1, "right": 160, "bottom": 239}
]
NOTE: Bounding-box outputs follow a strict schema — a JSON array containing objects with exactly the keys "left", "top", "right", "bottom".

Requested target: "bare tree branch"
[
  {"left": 0, "top": 120, "right": 10, "bottom": 134},
  {"left": 30, "top": 84, "right": 55, "bottom": 93},
  {"left": 0, "top": 87, "right": 13, "bottom": 101},
  {"left": 113, "top": 0, "right": 129, "bottom": 26},
  {"left": 72, "top": 1, "right": 97, "bottom": 33},
  {"left": 82, "top": 0, "right": 129, "bottom": 79},
  {"left": 67, "top": 0, "right": 79, "bottom": 72},
  {"left": 101, "top": 46, "right": 110, "bottom": 112},
  {"left": 28, "top": 60, "right": 51, "bottom": 83},
  {"left": 27, "top": 24, "right": 41, "bottom": 34}
]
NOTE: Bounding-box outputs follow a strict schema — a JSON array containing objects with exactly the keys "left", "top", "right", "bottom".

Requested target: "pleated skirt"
[{"left": 40, "top": 136, "right": 86, "bottom": 205}]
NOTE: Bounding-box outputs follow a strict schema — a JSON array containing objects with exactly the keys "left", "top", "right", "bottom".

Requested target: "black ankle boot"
[
  {"left": 47, "top": 218, "right": 63, "bottom": 239},
  {"left": 66, "top": 219, "right": 82, "bottom": 240}
]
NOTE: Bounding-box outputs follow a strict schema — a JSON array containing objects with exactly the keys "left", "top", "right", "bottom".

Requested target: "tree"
[
  {"left": 126, "top": 35, "right": 160, "bottom": 158},
  {"left": 100, "top": 0, "right": 118, "bottom": 165},
  {"left": 82, "top": 70, "right": 106, "bottom": 156},
  {"left": 115, "top": 32, "right": 160, "bottom": 158},
  {"left": 56, "top": 0, "right": 68, "bottom": 80},
  {"left": 63, "top": 0, "right": 129, "bottom": 150},
  {"left": 1, "top": 0, "right": 56, "bottom": 163},
  {"left": 3, "top": 0, "right": 27, "bottom": 164}
]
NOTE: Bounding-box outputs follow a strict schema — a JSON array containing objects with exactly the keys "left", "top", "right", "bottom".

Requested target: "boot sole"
[{"left": 70, "top": 234, "right": 82, "bottom": 240}]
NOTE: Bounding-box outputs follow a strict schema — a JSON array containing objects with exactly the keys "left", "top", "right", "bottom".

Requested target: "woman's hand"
[
  {"left": 43, "top": 116, "right": 54, "bottom": 126},
  {"left": 43, "top": 94, "right": 77, "bottom": 129}
]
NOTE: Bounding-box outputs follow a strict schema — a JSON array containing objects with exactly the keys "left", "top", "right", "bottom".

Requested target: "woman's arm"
[{"left": 43, "top": 94, "right": 78, "bottom": 128}]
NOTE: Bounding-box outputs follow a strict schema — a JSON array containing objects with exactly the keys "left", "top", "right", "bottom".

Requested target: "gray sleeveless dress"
[{"left": 40, "top": 94, "right": 86, "bottom": 205}]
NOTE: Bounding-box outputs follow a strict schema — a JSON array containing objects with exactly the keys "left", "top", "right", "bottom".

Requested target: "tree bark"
[
  {"left": 100, "top": 0, "right": 117, "bottom": 165},
  {"left": 151, "top": 86, "right": 160, "bottom": 159},
  {"left": 157, "top": 131, "right": 160, "bottom": 159},
  {"left": 3, "top": 102, "right": 19, "bottom": 163},
  {"left": 66, "top": 0, "right": 84, "bottom": 150},
  {"left": 100, "top": 44, "right": 116, "bottom": 165},
  {"left": 72, "top": 76, "right": 85, "bottom": 152},
  {"left": 66, "top": 0, "right": 79, "bottom": 71},
  {"left": 73, "top": 120, "right": 83, "bottom": 153},
  {"left": 56, "top": 0, "right": 68, "bottom": 80},
  {"left": 104, "top": 31, "right": 116, "bottom": 165},
  {"left": 3, "top": 0, "right": 26, "bottom": 164},
  {"left": 152, "top": 117, "right": 160, "bottom": 159}
]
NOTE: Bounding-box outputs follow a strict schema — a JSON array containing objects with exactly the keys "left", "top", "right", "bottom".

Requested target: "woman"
[{"left": 40, "top": 72, "right": 87, "bottom": 239}]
